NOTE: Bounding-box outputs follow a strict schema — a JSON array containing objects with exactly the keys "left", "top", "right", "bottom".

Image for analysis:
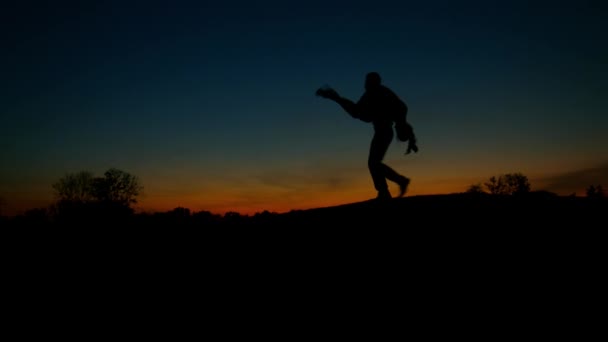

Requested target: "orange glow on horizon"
[{"left": 2, "top": 173, "right": 599, "bottom": 217}]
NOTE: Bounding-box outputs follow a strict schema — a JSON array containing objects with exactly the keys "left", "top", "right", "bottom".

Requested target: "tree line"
[
  {"left": 0, "top": 169, "right": 605, "bottom": 227},
  {"left": 466, "top": 172, "right": 605, "bottom": 198}
]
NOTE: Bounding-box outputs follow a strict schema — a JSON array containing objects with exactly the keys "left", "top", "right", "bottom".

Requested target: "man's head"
[{"left": 365, "top": 72, "right": 382, "bottom": 90}]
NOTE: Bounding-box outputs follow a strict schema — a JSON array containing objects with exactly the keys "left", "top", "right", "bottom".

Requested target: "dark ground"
[
  {"left": 2, "top": 193, "right": 604, "bottom": 298},
  {"left": 3, "top": 192, "right": 605, "bottom": 228}
]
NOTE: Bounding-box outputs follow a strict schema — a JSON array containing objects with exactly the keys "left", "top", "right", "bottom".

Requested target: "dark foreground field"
[
  {"left": 3, "top": 193, "right": 605, "bottom": 229},
  {"left": 3, "top": 193, "right": 603, "bottom": 324},
  {"left": 271, "top": 193, "right": 604, "bottom": 227},
  {"left": 3, "top": 193, "right": 604, "bottom": 286}
]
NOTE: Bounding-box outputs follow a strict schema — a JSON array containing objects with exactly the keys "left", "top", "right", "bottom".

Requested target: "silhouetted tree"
[
  {"left": 52, "top": 171, "right": 95, "bottom": 203},
  {"left": 503, "top": 173, "right": 531, "bottom": 195},
  {"left": 484, "top": 176, "right": 506, "bottom": 195},
  {"left": 91, "top": 168, "right": 143, "bottom": 206},
  {"left": 51, "top": 168, "right": 143, "bottom": 223},
  {"left": 484, "top": 173, "right": 530, "bottom": 195},
  {"left": 53, "top": 168, "right": 142, "bottom": 206},
  {"left": 0, "top": 196, "right": 5, "bottom": 216},
  {"left": 586, "top": 185, "right": 605, "bottom": 198}
]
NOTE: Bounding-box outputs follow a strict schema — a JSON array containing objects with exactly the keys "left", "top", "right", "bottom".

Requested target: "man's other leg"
[{"left": 368, "top": 133, "right": 392, "bottom": 199}]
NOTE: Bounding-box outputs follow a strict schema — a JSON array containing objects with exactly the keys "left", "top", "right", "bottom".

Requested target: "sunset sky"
[{"left": 1, "top": 0, "right": 607, "bottom": 216}]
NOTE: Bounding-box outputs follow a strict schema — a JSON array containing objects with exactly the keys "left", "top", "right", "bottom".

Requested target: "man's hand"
[
  {"left": 316, "top": 87, "right": 340, "bottom": 101},
  {"left": 406, "top": 139, "right": 419, "bottom": 154}
]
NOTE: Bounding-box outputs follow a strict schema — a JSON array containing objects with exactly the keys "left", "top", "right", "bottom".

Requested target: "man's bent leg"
[
  {"left": 380, "top": 164, "right": 410, "bottom": 198},
  {"left": 368, "top": 133, "right": 392, "bottom": 198}
]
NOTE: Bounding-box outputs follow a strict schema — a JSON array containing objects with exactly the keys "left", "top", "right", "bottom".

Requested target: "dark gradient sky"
[{"left": 1, "top": 0, "right": 607, "bottom": 215}]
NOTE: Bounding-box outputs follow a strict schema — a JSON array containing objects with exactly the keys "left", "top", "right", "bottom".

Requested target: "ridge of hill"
[
  {"left": 274, "top": 192, "right": 603, "bottom": 226},
  {"left": 2, "top": 192, "right": 604, "bottom": 229},
  {"left": 3, "top": 193, "right": 604, "bottom": 263}
]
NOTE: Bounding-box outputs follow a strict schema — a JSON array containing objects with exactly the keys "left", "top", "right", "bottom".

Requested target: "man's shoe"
[
  {"left": 376, "top": 191, "right": 392, "bottom": 201},
  {"left": 398, "top": 177, "right": 410, "bottom": 198}
]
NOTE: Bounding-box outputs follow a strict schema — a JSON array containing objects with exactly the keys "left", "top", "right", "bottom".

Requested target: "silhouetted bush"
[
  {"left": 192, "top": 210, "right": 222, "bottom": 225},
  {"left": 586, "top": 185, "right": 605, "bottom": 198},
  {"left": 484, "top": 172, "right": 530, "bottom": 195},
  {"left": 465, "top": 183, "right": 485, "bottom": 194},
  {"left": 223, "top": 211, "right": 248, "bottom": 225}
]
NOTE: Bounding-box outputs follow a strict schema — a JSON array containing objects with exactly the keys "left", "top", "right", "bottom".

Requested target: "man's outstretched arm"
[{"left": 316, "top": 87, "right": 368, "bottom": 121}]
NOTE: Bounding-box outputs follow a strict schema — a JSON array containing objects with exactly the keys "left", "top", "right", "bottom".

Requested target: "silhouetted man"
[{"left": 316, "top": 72, "right": 412, "bottom": 200}]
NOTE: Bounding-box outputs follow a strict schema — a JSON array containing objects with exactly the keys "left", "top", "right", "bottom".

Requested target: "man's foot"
[
  {"left": 398, "top": 177, "right": 410, "bottom": 198},
  {"left": 375, "top": 190, "right": 392, "bottom": 201}
]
